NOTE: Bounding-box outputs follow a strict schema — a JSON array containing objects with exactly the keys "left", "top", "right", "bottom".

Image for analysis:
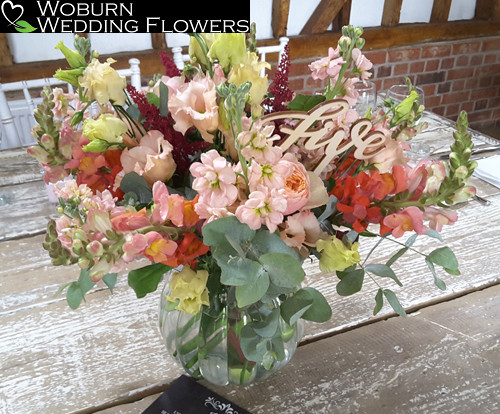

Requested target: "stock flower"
[
  {"left": 120, "top": 130, "right": 177, "bottom": 187},
  {"left": 238, "top": 122, "right": 282, "bottom": 164},
  {"left": 190, "top": 150, "right": 238, "bottom": 208},
  {"left": 166, "top": 266, "right": 210, "bottom": 315},
  {"left": 308, "top": 47, "right": 345, "bottom": 81},
  {"left": 167, "top": 73, "right": 219, "bottom": 141},
  {"left": 151, "top": 181, "right": 185, "bottom": 227},
  {"left": 79, "top": 58, "right": 127, "bottom": 106},
  {"left": 235, "top": 187, "right": 287, "bottom": 233},
  {"left": 351, "top": 48, "right": 373, "bottom": 80},
  {"left": 316, "top": 236, "right": 361, "bottom": 273}
]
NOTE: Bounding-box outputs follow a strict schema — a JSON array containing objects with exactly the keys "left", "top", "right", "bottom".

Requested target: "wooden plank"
[
  {"left": 96, "top": 284, "right": 500, "bottom": 413},
  {"left": 0, "top": 33, "right": 13, "bottom": 66},
  {"left": 382, "top": 0, "right": 403, "bottom": 26},
  {"left": 300, "top": 0, "right": 348, "bottom": 35},
  {"left": 331, "top": 0, "right": 352, "bottom": 32},
  {"left": 272, "top": 0, "right": 290, "bottom": 38},
  {"left": 151, "top": 34, "right": 167, "bottom": 50},
  {"left": 475, "top": 0, "right": 500, "bottom": 20},
  {"left": 288, "top": 21, "right": 500, "bottom": 59},
  {"left": 430, "top": 0, "right": 452, "bottom": 23}
]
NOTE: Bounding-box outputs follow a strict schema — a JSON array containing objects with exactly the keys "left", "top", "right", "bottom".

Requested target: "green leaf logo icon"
[{"left": 14, "top": 19, "right": 37, "bottom": 32}]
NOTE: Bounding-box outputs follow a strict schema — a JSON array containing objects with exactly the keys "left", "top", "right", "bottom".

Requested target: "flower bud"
[
  {"left": 86, "top": 240, "right": 104, "bottom": 257},
  {"left": 55, "top": 40, "right": 87, "bottom": 69},
  {"left": 72, "top": 239, "right": 85, "bottom": 255},
  {"left": 453, "top": 165, "right": 469, "bottom": 180}
]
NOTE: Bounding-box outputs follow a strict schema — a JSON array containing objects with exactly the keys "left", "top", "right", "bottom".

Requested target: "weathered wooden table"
[{"left": 1, "top": 112, "right": 499, "bottom": 414}]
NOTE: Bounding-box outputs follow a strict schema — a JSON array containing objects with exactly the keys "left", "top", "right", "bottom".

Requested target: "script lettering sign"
[{"left": 260, "top": 99, "right": 387, "bottom": 175}]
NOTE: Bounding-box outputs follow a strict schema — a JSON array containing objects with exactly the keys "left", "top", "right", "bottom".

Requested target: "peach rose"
[{"left": 120, "top": 130, "right": 177, "bottom": 187}]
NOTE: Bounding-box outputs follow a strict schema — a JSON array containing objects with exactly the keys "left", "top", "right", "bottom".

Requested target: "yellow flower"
[
  {"left": 166, "top": 267, "right": 210, "bottom": 315},
  {"left": 189, "top": 34, "right": 216, "bottom": 67},
  {"left": 228, "top": 51, "right": 271, "bottom": 117},
  {"left": 79, "top": 58, "right": 127, "bottom": 106},
  {"left": 82, "top": 114, "right": 128, "bottom": 145},
  {"left": 316, "top": 237, "right": 361, "bottom": 273},
  {"left": 208, "top": 33, "right": 247, "bottom": 71}
]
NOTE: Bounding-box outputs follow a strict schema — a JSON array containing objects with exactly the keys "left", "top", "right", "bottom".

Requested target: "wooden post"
[
  {"left": 151, "top": 34, "right": 167, "bottom": 50},
  {"left": 0, "top": 34, "right": 13, "bottom": 67},
  {"left": 272, "top": 0, "right": 290, "bottom": 38},
  {"left": 382, "top": 0, "right": 403, "bottom": 26},
  {"left": 475, "top": 0, "right": 500, "bottom": 20},
  {"left": 301, "top": 0, "right": 348, "bottom": 35},
  {"left": 332, "top": 0, "right": 352, "bottom": 32},
  {"left": 430, "top": 0, "right": 452, "bottom": 23}
]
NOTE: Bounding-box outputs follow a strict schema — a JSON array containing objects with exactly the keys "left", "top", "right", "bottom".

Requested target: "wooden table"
[{"left": 1, "top": 111, "right": 499, "bottom": 414}]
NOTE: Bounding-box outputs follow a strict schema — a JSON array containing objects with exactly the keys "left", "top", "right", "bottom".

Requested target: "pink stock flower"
[
  {"left": 423, "top": 207, "right": 458, "bottom": 232},
  {"left": 238, "top": 122, "right": 283, "bottom": 164},
  {"left": 235, "top": 187, "right": 287, "bottom": 233},
  {"left": 309, "top": 47, "right": 345, "bottom": 81},
  {"left": 247, "top": 159, "right": 293, "bottom": 193},
  {"left": 382, "top": 206, "right": 428, "bottom": 238},
  {"left": 167, "top": 73, "right": 219, "bottom": 142},
  {"left": 351, "top": 48, "right": 373, "bottom": 80},
  {"left": 120, "top": 130, "right": 177, "bottom": 187},
  {"left": 190, "top": 150, "right": 238, "bottom": 208},
  {"left": 151, "top": 181, "right": 185, "bottom": 227}
]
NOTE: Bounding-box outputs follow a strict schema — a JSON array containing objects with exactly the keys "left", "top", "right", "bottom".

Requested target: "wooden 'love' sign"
[{"left": 260, "top": 99, "right": 388, "bottom": 175}]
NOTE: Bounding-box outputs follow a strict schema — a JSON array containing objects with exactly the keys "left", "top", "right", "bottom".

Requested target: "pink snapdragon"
[
  {"left": 235, "top": 187, "right": 287, "bottom": 233},
  {"left": 382, "top": 206, "right": 428, "bottom": 238},
  {"left": 423, "top": 207, "right": 458, "bottom": 232},
  {"left": 190, "top": 149, "right": 238, "bottom": 208},
  {"left": 151, "top": 181, "right": 185, "bottom": 227},
  {"left": 122, "top": 233, "right": 149, "bottom": 263}
]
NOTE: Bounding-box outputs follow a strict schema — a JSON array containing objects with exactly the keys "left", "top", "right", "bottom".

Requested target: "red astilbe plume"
[
  {"left": 263, "top": 44, "right": 294, "bottom": 114},
  {"left": 126, "top": 85, "right": 209, "bottom": 173},
  {"left": 159, "top": 51, "right": 181, "bottom": 77}
]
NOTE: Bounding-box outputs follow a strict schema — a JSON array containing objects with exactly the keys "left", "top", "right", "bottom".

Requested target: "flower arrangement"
[{"left": 28, "top": 26, "right": 477, "bottom": 384}]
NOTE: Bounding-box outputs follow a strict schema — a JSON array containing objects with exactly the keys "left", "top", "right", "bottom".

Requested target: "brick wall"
[{"left": 285, "top": 35, "right": 500, "bottom": 131}]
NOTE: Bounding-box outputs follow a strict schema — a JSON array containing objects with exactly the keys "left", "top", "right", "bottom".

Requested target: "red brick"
[
  {"left": 393, "top": 63, "right": 408, "bottom": 75},
  {"left": 446, "top": 68, "right": 475, "bottom": 80},
  {"left": 289, "top": 61, "right": 312, "bottom": 77},
  {"left": 446, "top": 103, "right": 460, "bottom": 117},
  {"left": 422, "top": 84, "right": 436, "bottom": 96},
  {"left": 410, "top": 61, "right": 425, "bottom": 73},
  {"left": 425, "top": 59, "right": 440, "bottom": 71},
  {"left": 438, "top": 82, "right": 451, "bottom": 94},
  {"left": 365, "top": 51, "right": 387, "bottom": 65},
  {"left": 470, "top": 88, "right": 494, "bottom": 100},
  {"left": 455, "top": 55, "right": 469, "bottom": 66},
  {"left": 387, "top": 48, "right": 421, "bottom": 63},
  {"left": 468, "top": 110, "right": 493, "bottom": 123},
  {"left": 475, "top": 63, "right": 500, "bottom": 77},
  {"left": 484, "top": 53, "right": 498, "bottom": 64},
  {"left": 382, "top": 77, "right": 408, "bottom": 90},
  {"left": 475, "top": 99, "right": 489, "bottom": 111},
  {"left": 460, "top": 102, "right": 474, "bottom": 113},
  {"left": 452, "top": 79, "right": 466, "bottom": 91},
  {"left": 482, "top": 38, "right": 500, "bottom": 52},
  {"left": 377, "top": 65, "right": 392, "bottom": 78},
  {"left": 470, "top": 54, "right": 484, "bottom": 66},
  {"left": 465, "top": 78, "right": 479, "bottom": 89},
  {"left": 422, "top": 44, "right": 451, "bottom": 58},
  {"left": 440, "top": 57, "right": 455, "bottom": 70},
  {"left": 288, "top": 77, "right": 305, "bottom": 91},
  {"left": 424, "top": 95, "right": 442, "bottom": 109},
  {"left": 417, "top": 71, "right": 445, "bottom": 85},
  {"left": 452, "top": 41, "right": 481, "bottom": 55},
  {"left": 441, "top": 91, "right": 471, "bottom": 105},
  {"left": 433, "top": 106, "right": 446, "bottom": 116},
  {"left": 479, "top": 76, "right": 493, "bottom": 87}
]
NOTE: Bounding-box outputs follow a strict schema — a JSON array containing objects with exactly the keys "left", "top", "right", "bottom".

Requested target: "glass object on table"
[
  {"left": 354, "top": 80, "right": 377, "bottom": 117},
  {"left": 387, "top": 84, "right": 425, "bottom": 106}
]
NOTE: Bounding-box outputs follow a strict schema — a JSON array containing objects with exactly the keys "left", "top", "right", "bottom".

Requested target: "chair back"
[{"left": 0, "top": 58, "right": 142, "bottom": 150}]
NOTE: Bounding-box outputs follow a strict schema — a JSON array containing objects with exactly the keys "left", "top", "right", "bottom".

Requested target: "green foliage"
[
  {"left": 66, "top": 269, "right": 95, "bottom": 309},
  {"left": 120, "top": 172, "right": 153, "bottom": 204},
  {"left": 128, "top": 263, "right": 171, "bottom": 298},
  {"left": 287, "top": 94, "right": 326, "bottom": 111}
]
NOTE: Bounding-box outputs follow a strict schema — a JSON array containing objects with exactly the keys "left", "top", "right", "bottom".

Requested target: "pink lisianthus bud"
[{"left": 86, "top": 240, "right": 104, "bottom": 257}]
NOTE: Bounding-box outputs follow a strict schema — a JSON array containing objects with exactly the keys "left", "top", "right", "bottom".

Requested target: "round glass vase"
[{"left": 158, "top": 268, "right": 304, "bottom": 386}]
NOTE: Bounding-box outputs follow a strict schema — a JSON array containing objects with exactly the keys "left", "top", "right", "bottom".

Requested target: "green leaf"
[
  {"left": 280, "top": 290, "right": 313, "bottom": 326},
  {"left": 159, "top": 82, "right": 169, "bottom": 117},
  {"left": 336, "top": 269, "right": 365, "bottom": 296},
  {"left": 126, "top": 103, "right": 142, "bottom": 120},
  {"left": 365, "top": 264, "right": 403, "bottom": 287},
  {"left": 102, "top": 273, "right": 118, "bottom": 292},
  {"left": 300, "top": 287, "right": 332, "bottom": 323},
  {"left": 251, "top": 230, "right": 302, "bottom": 261},
  {"left": 383, "top": 289, "right": 406, "bottom": 317},
  {"left": 14, "top": 20, "right": 37, "bottom": 33},
  {"left": 202, "top": 216, "right": 255, "bottom": 247},
  {"left": 66, "top": 269, "right": 95, "bottom": 309},
  {"left": 428, "top": 247, "right": 459, "bottom": 271},
  {"left": 252, "top": 308, "right": 280, "bottom": 338},
  {"left": 386, "top": 247, "right": 409, "bottom": 267},
  {"left": 120, "top": 172, "right": 153, "bottom": 204},
  {"left": 240, "top": 325, "right": 269, "bottom": 362},
  {"left": 128, "top": 263, "right": 170, "bottom": 298},
  {"left": 287, "top": 94, "right": 326, "bottom": 111},
  {"left": 146, "top": 92, "right": 160, "bottom": 106},
  {"left": 424, "top": 229, "right": 443, "bottom": 242},
  {"left": 373, "top": 288, "right": 384, "bottom": 315},
  {"left": 425, "top": 258, "right": 447, "bottom": 291},
  {"left": 259, "top": 252, "right": 305, "bottom": 288},
  {"left": 219, "top": 257, "right": 263, "bottom": 286},
  {"left": 405, "top": 234, "right": 418, "bottom": 247},
  {"left": 235, "top": 271, "right": 270, "bottom": 307}
]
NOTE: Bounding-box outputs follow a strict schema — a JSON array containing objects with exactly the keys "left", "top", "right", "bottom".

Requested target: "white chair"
[
  {"left": 0, "top": 58, "right": 142, "bottom": 150},
  {"left": 172, "top": 37, "right": 290, "bottom": 77}
]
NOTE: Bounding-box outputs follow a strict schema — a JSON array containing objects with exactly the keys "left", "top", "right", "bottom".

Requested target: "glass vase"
[{"left": 158, "top": 267, "right": 304, "bottom": 386}]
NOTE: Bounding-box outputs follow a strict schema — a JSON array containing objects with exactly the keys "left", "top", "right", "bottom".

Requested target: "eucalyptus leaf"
[
  {"left": 219, "top": 257, "right": 263, "bottom": 286},
  {"left": 383, "top": 289, "right": 406, "bottom": 317},
  {"left": 239, "top": 325, "right": 269, "bottom": 362},
  {"left": 202, "top": 216, "right": 255, "bottom": 247},
  {"left": 102, "top": 273, "right": 118, "bottom": 292},
  {"left": 373, "top": 288, "right": 384, "bottom": 315},
  {"left": 428, "top": 247, "right": 459, "bottom": 271},
  {"left": 280, "top": 290, "right": 313, "bottom": 326},
  {"left": 235, "top": 271, "right": 270, "bottom": 308},
  {"left": 259, "top": 252, "right": 305, "bottom": 288},
  {"left": 252, "top": 308, "right": 280, "bottom": 337},
  {"left": 425, "top": 258, "right": 447, "bottom": 291},
  {"left": 365, "top": 264, "right": 403, "bottom": 287},
  {"left": 287, "top": 94, "right": 326, "bottom": 111},
  {"left": 425, "top": 229, "right": 443, "bottom": 242},
  {"left": 66, "top": 269, "right": 95, "bottom": 309},
  {"left": 120, "top": 172, "right": 153, "bottom": 204},
  {"left": 159, "top": 82, "right": 169, "bottom": 117},
  {"left": 385, "top": 247, "right": 409, "bottom": 267},
  {"left": 336, "top": 269, "right": 365, "bottom": 296},
  {"left": 300, "top": 287, "right": 332, "bottom": 322}
]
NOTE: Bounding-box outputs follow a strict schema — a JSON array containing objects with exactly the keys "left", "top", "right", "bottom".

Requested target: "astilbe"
[
  {"left": 263, "top": 44, "right": 294, "bottom": 114},
  {"left": 159, "top": 51, "right": 181, "bottom": 77},
  {"left": 126, "top": 85, "right": 209, "bottom": 174}
]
